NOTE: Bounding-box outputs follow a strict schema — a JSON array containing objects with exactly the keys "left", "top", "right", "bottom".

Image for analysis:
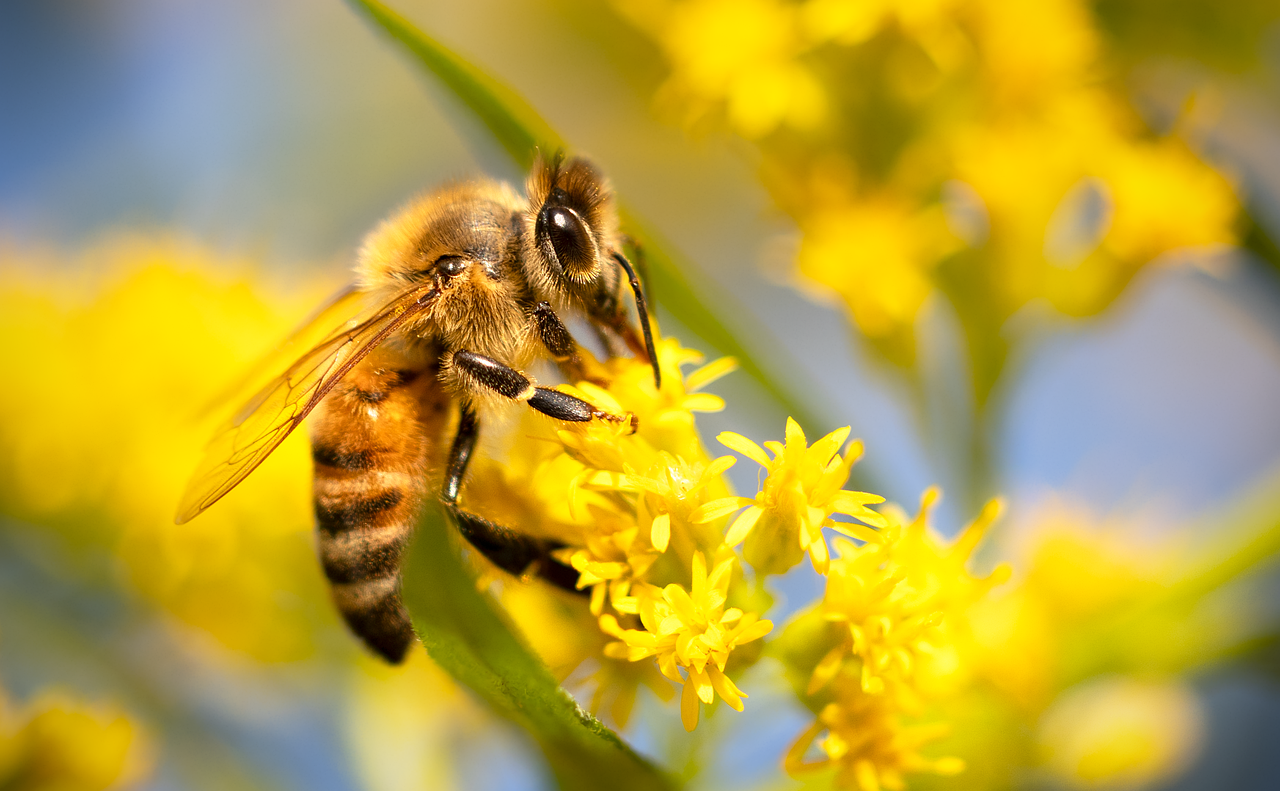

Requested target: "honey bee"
[{"left": 176, "top": 154, "right": 659, "bottom": 663}]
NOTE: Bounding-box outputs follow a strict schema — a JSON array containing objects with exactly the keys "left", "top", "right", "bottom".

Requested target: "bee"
[{"left": 176, "top": 154, "right": 660, "bottom": 663}]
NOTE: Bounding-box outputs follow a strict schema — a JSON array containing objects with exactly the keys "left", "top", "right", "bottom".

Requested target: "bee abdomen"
[
  {"left": 308, "top": 349, "right": 445, "bottom": 665},
  {"left": 313, "top": 471, "right": 419, "bottom": 663}
]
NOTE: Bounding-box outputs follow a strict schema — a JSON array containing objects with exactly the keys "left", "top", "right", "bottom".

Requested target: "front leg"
[
  {"left": 449, "top": 349, "right": 634, "bottom": 427},
  {"left": 532, "top": 301, "right": 609, "bottom": 386}
]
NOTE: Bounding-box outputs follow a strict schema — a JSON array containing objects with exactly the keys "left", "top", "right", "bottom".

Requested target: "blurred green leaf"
[
  {"left": 346, "top": 0, "right": 825, "bottom": 432},
  {"left": 402, "top": 505, "right": 675, "bottom": 791},
  {"left": 1063, "top": 511, "right": 1280, "bottom": 682}
]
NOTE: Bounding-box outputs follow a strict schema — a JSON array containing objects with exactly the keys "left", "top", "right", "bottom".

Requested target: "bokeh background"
[{"left": 2, "top": 0, "right": 1279, "bottom": 789}]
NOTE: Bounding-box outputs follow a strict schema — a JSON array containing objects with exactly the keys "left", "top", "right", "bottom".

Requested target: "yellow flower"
[
  {"left": 616, "top": 0, "right": 823, "bottom": 136},
  {"left": 595, "top": 338, "right": 737, "bottom": 461},
  {"left": 602, "top": 551, "right": 773, "bottom": 730},
  {"left": 808, "top": 489, "right": 1008, "bottom": 696},
  {"left": 785, "top": 694, "right": 963, "bottom": 791},
  {"left": 0, "top": 238, "right": 330, "bottom": 661},
  {"left": 1037, "top": 677, "right": 1203, "bottom": 789},
  {"left": 797, "top": 196, "right": 959, "bottom": 340},
  {"left": 692, "top": 418, "right": 886, "bottom": 576},
  {"left": 469, "top": 336, "right": 768, "bottom": 731},
  {"left": 0, "top": 685, "right": 152, "bottom": 790},
  {"left": 553, "top": 502, "right": 663, "bottom": 615}
]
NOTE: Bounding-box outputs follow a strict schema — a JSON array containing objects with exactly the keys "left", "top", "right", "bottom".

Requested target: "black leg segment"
[
  {"left": 452, "top": 350, "right": 532, "bottom": 399},
  {"left": 443, "top": 403, "right": 479, "bottom": 504},
  {"left": 439, "top": 406, "right": 582, "bottom": 594},
  {"left": 528, "top": 387, "right": 594, "bottom": 421},
  {"left": 451, "top": 348, "right": 633, "bottom": 426},
  {"left": 533, "top": 301, "right": 576, "bottom": 361}
]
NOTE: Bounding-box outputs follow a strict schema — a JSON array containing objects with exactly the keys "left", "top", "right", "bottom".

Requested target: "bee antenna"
[{"left": 612, "top": 251, "right": 660, "bottom": 389}]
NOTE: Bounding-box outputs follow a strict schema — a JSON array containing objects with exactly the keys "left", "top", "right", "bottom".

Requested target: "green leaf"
[
  {"left": 402, "top": 504, "right": 676, "bottom": 791},
  {"left": 346, "top": 0, "right": 826, "bottom": 432}
]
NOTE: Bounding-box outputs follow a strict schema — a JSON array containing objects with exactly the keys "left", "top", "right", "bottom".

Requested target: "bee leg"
[
  {"left": 440, "top": 404, "right": 580, "bottom": 592},
  {"left": 532, "top": 301, "right": 609, "bottom": 386},
  {"left": 450, "top": 350, "right": 635, "bottom": 428}
]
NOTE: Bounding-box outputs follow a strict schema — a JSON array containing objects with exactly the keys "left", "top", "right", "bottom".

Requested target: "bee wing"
[
  {"left": 175, "top": 281, "right": 440, "bottom": 524},
  {"left": 192, "top": 283, "right": 366, "bottom": 421}
]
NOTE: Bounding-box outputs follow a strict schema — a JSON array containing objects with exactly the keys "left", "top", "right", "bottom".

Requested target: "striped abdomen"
[{"left": 309, "top": 348, "right": 448, "bottom": 663}]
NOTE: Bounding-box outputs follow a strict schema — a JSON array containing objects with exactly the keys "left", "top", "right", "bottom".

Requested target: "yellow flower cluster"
[
  {"left": 0, "top": 681, "right": 151, "bottom": 790},
  {"left": 776, "top": 489, "right": 1007, "bottom": 790},
  {"left": 808, "top": 490, "right": 1007, "bottom": 697},
  {"left": 693, "top": 418, "right": 886, "bottom": 576},
  {"left": 466, "top": 338, "right": 777, "bottom": 730},
  {"left": 785, "top": 695, "right": 964, "bottom": 791},
  {"left": 0, "top": 237, "right": 331, "bottom": 661},
  {"left": 612, "top": 0, "right": 1239, "bottom": 360}
]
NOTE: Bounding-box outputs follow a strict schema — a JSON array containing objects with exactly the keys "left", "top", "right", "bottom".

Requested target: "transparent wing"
[
  {"left": 192, "top": 283, "right": 366, "bottom": 421},
  {"left": 175, "top": 281, "right": 440, "bottom": 524}
]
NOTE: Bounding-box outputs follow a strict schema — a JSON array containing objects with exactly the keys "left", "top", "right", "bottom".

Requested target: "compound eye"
[
  {"left": 536, "top": 205, "right": 595, "bottom": 274},
  {"left": 436, "top": 255, "right": 467, "bottom": 277}
]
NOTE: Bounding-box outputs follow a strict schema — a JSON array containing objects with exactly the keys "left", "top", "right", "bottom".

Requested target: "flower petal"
[
  {"left": 682, "top": 393, "right": 725, "bottom": 412},
  {"left": 724, "top": 505, "right": 763, "bottom": 547},
  {"left": 807, "top": 644, "right": 846, "bottom": 695},
  {"left": 708, "top": 666, "right": 746, "bottom": 711},
  {"left": 691, "top": 668, "right": 715, "bottom": 704},
  {"left": 717, "top": 431, "right": 772, "bottom": 468},
  {"left": 809, "top": 534, "right": 830, "bottom": 575},
  {"left": 650, "top": 512, "right": 671, "bottom": 553},
  {"left": 809, "top": 425, "right": 851, "bottom": 468},
  {"left": 828, "top": 521, "right": 884, "bottom": 544},
  {"left": 696, "top": 455, "right": 737, "bottom": 489},
  {"left": 691, "top": 496, "right": 754, "bottom": 524},
  {"left": 680, "top": 678, "right": 700, "bottom": 732},
  {"left": 685, "top": 356, "right": 738, "bottom": 391}
]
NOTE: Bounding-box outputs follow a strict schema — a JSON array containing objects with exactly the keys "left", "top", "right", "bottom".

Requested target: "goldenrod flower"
[
  {"left": 808, "top": 489, "right": 1008, "bottom": 696},
  {"left": 613, "top": 0, "right": 1242, "bottom": 358},
  {"left": 785, "top": 693, "right": 964, "bottom": 791},
  {"left": 601, "top": 552, "right": 773, "bottom": 730},
  {"left": 614, "top": 0, "right": 823, "bottom": 136},
  {"left": 0, "top": 239, "right": 328, "bottom": 661},
  {"left": 0, "top": 684, "right": 152, "bottom": 790},
  {"left": 692, "top": 418, "right": 886, "bottom": 576},
  {"left": 1037, "top": 677, "right": 1203, "bottom": 790},
  {"left": 469, "top": 336, "right": 771, "bottom": 731}
]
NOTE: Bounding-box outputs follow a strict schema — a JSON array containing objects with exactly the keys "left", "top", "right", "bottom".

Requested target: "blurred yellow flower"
[
  {"left": 612, "top": 0, "right": 1243, "bottom": 366},
  {"left": 0, "top": 683, "right": 152, "bottom": 791},
  {"left": 1037, "top": 677, "right": 1203, "bottom": 789},
  {"left": 797, "top": 197, "right": 958, "bottom": 339},
  {"left": 0, "top": 237, "right": 336, "bottom": 661},
  {"left": 614, "top": 0, "right": 823, "bottom": 136},
  {"left": 785, "top": 694, "right": 964, "bottom": 791},
  {"left": 693, "top": 418, "right": 886, "bottom": 576},
  {"left": 809, "top": 490, "right": 1007, "bottom": 697}
]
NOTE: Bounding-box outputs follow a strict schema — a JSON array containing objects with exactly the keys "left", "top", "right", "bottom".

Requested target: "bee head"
[{"left": 524, "top": 153, "right": 617, "bottom": 294}]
